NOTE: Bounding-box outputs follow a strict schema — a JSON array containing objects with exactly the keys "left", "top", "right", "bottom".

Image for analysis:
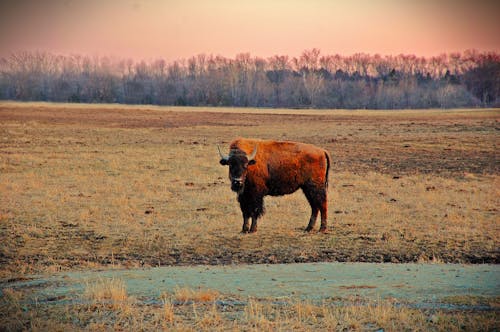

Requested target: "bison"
[{"left": 218, "top": 138, "right": 331, "bottom": 233}]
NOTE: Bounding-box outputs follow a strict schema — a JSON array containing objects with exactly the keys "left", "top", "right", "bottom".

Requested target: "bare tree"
[{"left": 0, "top": 49, "right": 495, "bottom": 108}]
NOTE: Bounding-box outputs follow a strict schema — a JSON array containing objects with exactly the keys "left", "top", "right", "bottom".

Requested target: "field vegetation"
[
  {"left": 0, "top": 102, "right": 498, "bottom": 278},
  {"left": 1, "top": 282, "right": 498, "bottom": 331},
  {"left": 0, "top": 102, "right": 498, "bottom": 330}
]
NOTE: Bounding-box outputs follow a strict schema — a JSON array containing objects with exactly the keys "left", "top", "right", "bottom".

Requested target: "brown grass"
[
  {"left": 83, "top": 277, "right": 129, "bottom": 310},
  {"left": 172, "top": 287, "right": 220, "bottom": 303},
  {"left": 1, "top": 283, "right": 498, "bottom": 331},
  {"left": 0, "top": 102, "right": 499, "bottom": 278}
]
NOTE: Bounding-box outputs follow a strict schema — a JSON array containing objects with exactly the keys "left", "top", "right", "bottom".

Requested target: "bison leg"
[
  {"left": 305, "top": 207, "right": 319, "bottom": 232},
  {"left": 239, "top": 193, "right": 264, "bottom": 234},
  {"left": 241, "top": 215, "right": 250, "bottom": 233},
  {"left": 249, "top": 217, "right": 258, "bottom": 233},
  {"left": 319, "top": 199, "right": 328, "bottom": 233},
  {"left": 302, "top": 184, "right": 328, "bottom": 233},
  {"left": 241, "top": 215, "right": 258, "bottom": 233},
  {"left": 249, "top": 196, "right": 264, "bottom": 233}
]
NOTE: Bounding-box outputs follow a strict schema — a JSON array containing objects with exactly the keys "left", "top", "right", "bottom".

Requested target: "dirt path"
[{"left": 4, "top": 263, "right": 499, "bottom": 310}]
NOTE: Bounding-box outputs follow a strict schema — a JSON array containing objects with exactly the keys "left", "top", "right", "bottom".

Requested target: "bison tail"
[{"left": 324, "top": 151, "right": 331, "bottom": 189}]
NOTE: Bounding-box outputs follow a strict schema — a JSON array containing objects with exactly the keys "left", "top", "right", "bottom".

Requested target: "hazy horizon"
[{"left": 1, "top": 0, "right": 499, "bottom": 61}]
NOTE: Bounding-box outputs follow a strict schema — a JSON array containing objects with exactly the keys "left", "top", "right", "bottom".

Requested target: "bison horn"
[
  {"left": 217, "top": 145, "right": 229, "bottom": 162},
  {"left": 247, "top": 145, "right": 258, "bottom": 161}
]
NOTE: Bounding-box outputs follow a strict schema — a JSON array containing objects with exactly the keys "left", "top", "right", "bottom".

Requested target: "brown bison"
[{"left": 218, "top": 138, "right": 331, "bottom": 233}]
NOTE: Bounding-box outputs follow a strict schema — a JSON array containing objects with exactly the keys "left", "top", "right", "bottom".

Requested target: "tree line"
[{"left": 0, "top": 49, "right": 498, "bottom": 109}]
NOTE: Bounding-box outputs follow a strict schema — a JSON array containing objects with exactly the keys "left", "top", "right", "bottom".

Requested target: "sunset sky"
[{"left": 1, "top": 0, "right": 499, "bottom": 61}]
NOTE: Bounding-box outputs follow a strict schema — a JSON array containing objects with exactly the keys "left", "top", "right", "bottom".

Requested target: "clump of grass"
[
  {"left": 162, "top": 299, "right": 175, "bottom": 324},
  {"left": 173, "top": 286, "right": 220, "bottom": 303},
  {"left": 244, "top": 298, "right": 275, "bottom": 330},
  {"left": 196, "top": 303, "right": 223, "bottom": 330},
  {"left": 0, "top": 288, "right": 24, "bottom": 331},
  {"left": 83, "top": 277, "right": 129, "bottom": 310},
  {"left": 417, "top": 253, "right": 444, "bottom": 264}
]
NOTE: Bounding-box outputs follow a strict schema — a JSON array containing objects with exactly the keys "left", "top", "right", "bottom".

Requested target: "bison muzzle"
[{"left": 218, "top": 138, "right": 331, "bottom": 233}]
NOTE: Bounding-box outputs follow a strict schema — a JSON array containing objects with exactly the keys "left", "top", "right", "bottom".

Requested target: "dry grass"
[
  {"left": 0, "top": 102, "right": 499, "bottom": 278},
  {"left": 162, "top": 299, "right": 175, "bottom": 324},
  {"left": 2, "top": 285, "right": 497, "bottom": 331},
  {"left": 172, "top": 287, "right": 220, "bottom": 303},
  {"left": 0, "top": 99, "right": 497, "bottom": 328},
  {"left": 2, "top": 100, "right": 497, "bottom": 117},
  {"left": 83, "top": 277, "right": 129, "bottom": 310}
]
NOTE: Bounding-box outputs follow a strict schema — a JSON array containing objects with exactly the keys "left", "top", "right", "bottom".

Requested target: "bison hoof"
[
  {"left": 305, "top": 227, "right": 314, "bottom": 233},
  {"left": 319, "top": 227, "right": 329, "bottom": 234}
]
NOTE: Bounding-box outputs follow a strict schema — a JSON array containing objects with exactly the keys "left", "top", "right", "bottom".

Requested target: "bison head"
[{"left": 218, "top": 145, "right": 257, "bottom": 193}]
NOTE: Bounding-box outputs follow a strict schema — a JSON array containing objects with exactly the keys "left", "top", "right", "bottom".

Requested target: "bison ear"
[
  {"left": 220, "top": 159, "right": 229, "bottom": 166},
  {"left": 248, "top": 159, "right": 256, "bottom": 166}
]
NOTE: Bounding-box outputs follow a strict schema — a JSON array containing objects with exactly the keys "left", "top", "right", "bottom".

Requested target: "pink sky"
[{"left": 1, "top": 0, "right": 499, "bottom": 61}]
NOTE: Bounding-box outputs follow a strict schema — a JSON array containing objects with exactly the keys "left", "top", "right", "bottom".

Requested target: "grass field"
[
  {"left": 0, "top": 102, "right": 499, "bottom": 330},
  {"left": 0, "top": 102, "right": 498, "bottom": 278}
]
